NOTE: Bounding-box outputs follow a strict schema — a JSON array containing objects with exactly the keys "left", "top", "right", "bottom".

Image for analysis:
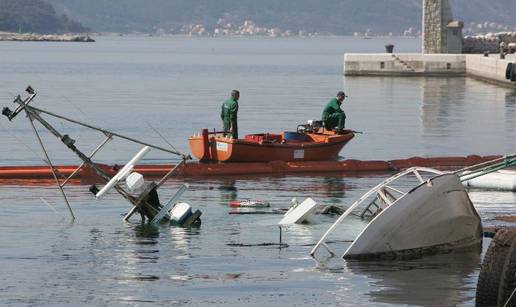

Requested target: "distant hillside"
[
  {"left": 0, "top": 0, "right": 89, "bottom": 34},
  {"left": 46, "top": 0, "right": 516, "bottom": 35}
]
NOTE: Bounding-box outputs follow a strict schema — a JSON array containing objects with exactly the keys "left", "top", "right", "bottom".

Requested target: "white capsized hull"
[{"left": 344, "top": 173, "right": 482, "bottom": 259}]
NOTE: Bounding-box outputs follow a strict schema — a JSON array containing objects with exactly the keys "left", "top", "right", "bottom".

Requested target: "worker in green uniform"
[
  {"left": 221, "top": 90, "right": 239, "bottom": 139},
  {"left": 322, "top": 91, "right": 347, "bottom": 133}
]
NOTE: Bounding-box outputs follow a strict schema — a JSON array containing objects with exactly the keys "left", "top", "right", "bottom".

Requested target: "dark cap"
[{"left": 336, "top": 91, "right": 347, "bottom": 98}]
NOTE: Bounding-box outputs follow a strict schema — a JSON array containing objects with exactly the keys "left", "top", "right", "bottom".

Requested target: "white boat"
[
  {"left": 463, "top": 169, "right": 516, "bottom": 191},
  {"left": 311, "top": 167, "right": 483, "bottom": 259}
]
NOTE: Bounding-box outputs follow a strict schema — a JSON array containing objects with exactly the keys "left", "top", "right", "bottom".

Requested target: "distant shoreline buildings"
[
  {"left": 152, "top": 19, "right": 516, "bottom": 38},
  {"left": 2, "top": 19, "right": 514, "bottom": 40}
]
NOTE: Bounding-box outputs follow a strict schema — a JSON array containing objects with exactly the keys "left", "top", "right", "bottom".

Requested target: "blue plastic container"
[{"left": 283, "top": 131, "right": 307, "bottom": 141}]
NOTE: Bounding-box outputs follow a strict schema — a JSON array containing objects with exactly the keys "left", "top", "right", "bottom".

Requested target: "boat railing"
[
  {"left": 310, "top": 167, "right": 444, "bottom": 258},
  {"left": 360, "top": 185, "right": 404, "bottom": 220},
  {"left": 455, "top": 154, "right": 516, "bottom": 182}
]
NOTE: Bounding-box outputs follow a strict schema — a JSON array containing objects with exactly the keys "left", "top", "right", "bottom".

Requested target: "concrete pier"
[
  {"left": 466, "top": 54, "right": 516, "bottom": 86},
  {"left": 344, "top": 53, "right": 516, "bottom": 88},
  {"left": 344, "top": 0, "right": 516, "bottom": 88},
  {"left": 344, "top": 53, "right": 465, "bottom": 76}
]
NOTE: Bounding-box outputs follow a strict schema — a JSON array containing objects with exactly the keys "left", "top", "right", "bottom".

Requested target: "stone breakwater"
[
  {"left": 463, "top": 32, "right": 516, "bottom": 54},
  {"left": 0, "top": 32, "right": 94, "bottom": 42},
  {"left": 344, "top": 53, "right": 516, "bottom": 87}
]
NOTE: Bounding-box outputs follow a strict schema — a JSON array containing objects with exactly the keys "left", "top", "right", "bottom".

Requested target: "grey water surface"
[{"left": 0, "top": 36, "right": 515, "bottom": 306}]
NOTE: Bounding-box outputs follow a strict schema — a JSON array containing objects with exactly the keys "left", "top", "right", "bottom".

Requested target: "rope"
[
  {"left": 40, "top": 198, "right": 65, "bottom": 221},
  {"left": 503, "top": 286, "right": 516, "bottom": 307},
  {"left": 227, "top": 243, "right": 289, "bottom": 248},
  {"left": 226, "top": 239, "right": 353, "bottom": 248}
]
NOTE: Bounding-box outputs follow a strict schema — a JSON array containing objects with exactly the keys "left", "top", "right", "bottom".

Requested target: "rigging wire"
[
  {"left": 0, "top": 120, "right": 45, "bottom": 163},
  {"left": 144, "top": 119, "right": 180, "bottom": 154},
  {"left": 40, "top": 197, "right": 65, "bottom": 221},
  {"left": 21, "top": 74, "right": 94, "bottom": 123}
]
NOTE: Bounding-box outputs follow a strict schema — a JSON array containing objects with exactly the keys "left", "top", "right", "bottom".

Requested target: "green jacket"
[
  {"left": 322, "top": 98, "right": 344, "bottom": 121},
  {"left": 221, "top": 98, "right": 238, "bottom": 122}
]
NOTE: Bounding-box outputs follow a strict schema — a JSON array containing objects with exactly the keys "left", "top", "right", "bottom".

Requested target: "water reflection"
[
  {"left": 420, "top": 77, "right": 466, "bottom": 137},
  {"left": 167, "top": 226, "right": 200, "bottom": 254},
  {"left": 343, "top": 251, "right": 480, "bottom": 306},
  {"left": 133, "top": 223, "right": 160, "bottom": 241},
  {"left": 217, "top": 178, "right": 238, "bottom": 203},
  {"left": 321, "top": 177, "right": 347, "bottom": 204},
  {"left": 505, "top": 91, "right": 516, "bottom": 134},
  {"left": 506, "top": 91, "right": 516, "bottom": 106}
]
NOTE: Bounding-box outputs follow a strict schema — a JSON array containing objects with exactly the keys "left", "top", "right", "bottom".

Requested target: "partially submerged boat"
[
  {"left": 311, "top": 167, "right": 483, "bottom": 259},
  {"left": 2, "top": 86, "right": 201, "bottom": 226},
  {"left": 188, "top": 121, "right": 355, "bottom": 162}
]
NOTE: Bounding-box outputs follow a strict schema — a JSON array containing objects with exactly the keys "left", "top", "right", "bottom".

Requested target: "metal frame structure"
[{"left": 2, "top": 86, "right": 190, "bottom": 223}]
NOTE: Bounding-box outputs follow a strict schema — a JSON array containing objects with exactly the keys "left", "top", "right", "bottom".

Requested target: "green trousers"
[
  {"left": 223, "top": 119, "right": 238, "bottom": 139},
  {"left": 324, "top": 113, "right": 345, "bottom": 131}
]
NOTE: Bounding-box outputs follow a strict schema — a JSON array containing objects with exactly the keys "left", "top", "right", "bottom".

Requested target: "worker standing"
[
  {"left": 322, "top": 91, "right": 347, "bottom": 133},
  {"left": 221, "top": 90, "right": 239, "bottom": 139}
]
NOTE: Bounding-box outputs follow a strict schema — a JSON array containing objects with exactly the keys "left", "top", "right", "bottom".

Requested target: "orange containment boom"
[{"left": 0, "top": 155, "right": 501, "bottom": 184}]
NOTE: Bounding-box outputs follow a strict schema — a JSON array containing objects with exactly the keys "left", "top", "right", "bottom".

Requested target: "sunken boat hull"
[{"left": 344, "top": 173, "right": 482, "bottom": 259}]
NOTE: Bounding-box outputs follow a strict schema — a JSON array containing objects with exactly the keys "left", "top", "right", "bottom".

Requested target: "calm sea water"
[{"left": 0, "top": 36, "right": 515, "bottom": 306}]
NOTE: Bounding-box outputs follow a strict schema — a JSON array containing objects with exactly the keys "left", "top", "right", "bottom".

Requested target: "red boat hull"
[{"left": 189, "top": 130, "right": 355, "bottom": 162}]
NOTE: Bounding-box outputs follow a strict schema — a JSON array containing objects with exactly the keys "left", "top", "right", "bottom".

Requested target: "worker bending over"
[{"left": 322, "top": 91, "right": 347, "bottom": 133}]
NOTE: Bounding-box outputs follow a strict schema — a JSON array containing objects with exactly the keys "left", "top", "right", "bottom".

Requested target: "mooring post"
[{"left": 279, "top": 226, "right": 283, "bottom": 246}]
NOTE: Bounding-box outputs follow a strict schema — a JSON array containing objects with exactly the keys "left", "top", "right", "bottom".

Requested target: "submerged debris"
[{"left": 495, "top": 215, "right": 516, "bottom": 223}]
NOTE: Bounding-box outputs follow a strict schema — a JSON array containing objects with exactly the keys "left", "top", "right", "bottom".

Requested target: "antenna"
[{"left": 2, "top": 86, "right": 37, "bottom": 121}]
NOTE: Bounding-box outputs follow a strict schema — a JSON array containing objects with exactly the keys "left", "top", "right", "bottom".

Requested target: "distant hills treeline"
[
  {"left": 46, "top": 0, "right": 516, "bottom": 34},
  {"left": 1, "top": 0, "right": 515, "bottom": 35},
  {"left": 0, "top": 0, "right": 89, "bottom": 34}
]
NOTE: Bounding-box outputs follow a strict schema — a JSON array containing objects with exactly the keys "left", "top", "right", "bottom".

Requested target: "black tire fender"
[
  {"left": 498, "top": 239, "right": 516, "bottom": 306},
  {"left": 506, "top": 63, "right": 513, "bottom": 80},
  {"left": 476, "top": 229, "right": 516, "bottom": 306}
]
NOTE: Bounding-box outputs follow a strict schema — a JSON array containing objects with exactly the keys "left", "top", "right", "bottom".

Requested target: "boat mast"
[{"left": 3, "top": 86, "right": 189, "bottom": 222}]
